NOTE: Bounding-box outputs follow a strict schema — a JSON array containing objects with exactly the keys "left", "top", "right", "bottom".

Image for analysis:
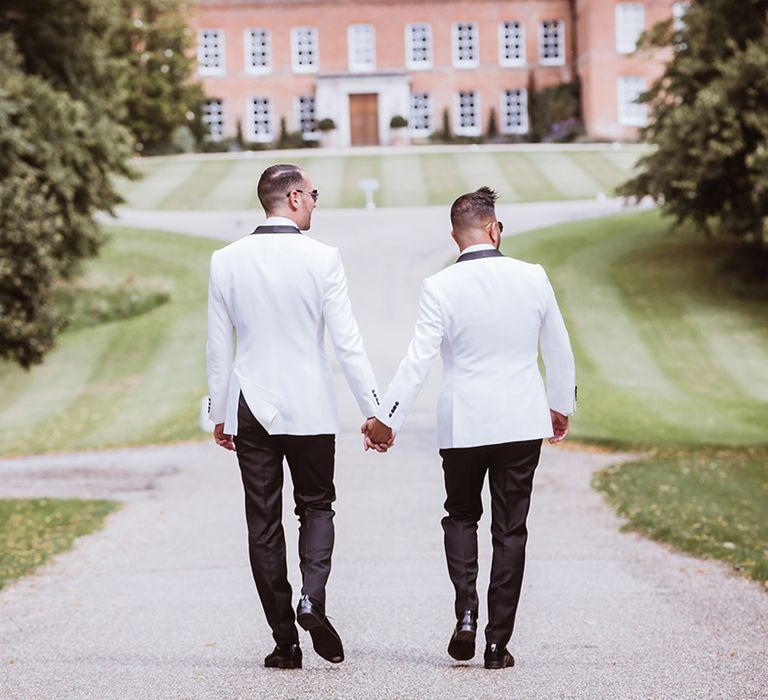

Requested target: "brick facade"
[{"left": 192, "top": 0, "right": 681, "bottom": 145}]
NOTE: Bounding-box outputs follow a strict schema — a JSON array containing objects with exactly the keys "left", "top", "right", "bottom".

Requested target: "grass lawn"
[
  {"left": 593, "top": 449, "right": 768, "bottom": 584},
  {"left": 502, "top": 211, "right": 768, "bottom": 584},
  {"left": 117, "top": 145, "right": 644, "bottom": 210},
  {"left": 0, "top": 226, "right": 218, "bottom": 456},
  {"left": 0, "top": 499, "right": 118, "bottom": 589}
]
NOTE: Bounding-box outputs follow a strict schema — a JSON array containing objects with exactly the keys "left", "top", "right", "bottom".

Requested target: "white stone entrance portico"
[{"left": 315, "top": 73, "right": 410, "bottom": 147}]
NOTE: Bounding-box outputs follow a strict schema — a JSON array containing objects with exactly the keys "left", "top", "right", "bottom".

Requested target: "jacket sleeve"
[
  {"left": 539, "top": 266, "right": 576, "bottom": 415},
  {"left": 322, "top": 249, "right": 380, "bottom": 417},
  {"left": 206, "top": 253, "right": 235, "bottom": 424},
  {"left": 375, "top": 278, "right": 444, "bottom": 432}
]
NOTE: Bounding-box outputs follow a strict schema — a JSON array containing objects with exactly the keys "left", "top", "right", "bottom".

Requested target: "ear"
[
  {"left": 286, "top": 191, "right": 299, "bottom": 212},
  {"left": 489, "top": 223, "right": 500, "bottom": 248}
]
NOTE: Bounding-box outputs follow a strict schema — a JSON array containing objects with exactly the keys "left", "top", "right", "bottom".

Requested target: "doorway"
[{"left": 349, "top": 93, "right": 379, "bottom": 146}]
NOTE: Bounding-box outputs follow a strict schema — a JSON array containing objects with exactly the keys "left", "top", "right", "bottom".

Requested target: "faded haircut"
[
  {"left": 450, "top": 186, "right": 499, "bottom": 233},
  {"left": 257, "top": 164, "right": 306, "bottom": 212}
]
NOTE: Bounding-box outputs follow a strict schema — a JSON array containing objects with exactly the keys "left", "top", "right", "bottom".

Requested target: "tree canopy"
[
  {"left": 620, "top": 0, "right": 768, "bottom": 250},
  {"left": 0, "top": 1, "right": 134, "bottom": 368},
  {"left": 112, "top": 0, "right": 205, "bottom": 154},
  {"left": 0, "top": 0, "right": 202, "bottom": 368}
]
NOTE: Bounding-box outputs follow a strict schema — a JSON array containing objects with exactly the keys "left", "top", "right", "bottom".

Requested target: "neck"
[
  {"left": 457, "top": 238, "right": 494, "bottom": 253},
  {"left": 265, "top": 211, "right": 300, "bottom": 227}
]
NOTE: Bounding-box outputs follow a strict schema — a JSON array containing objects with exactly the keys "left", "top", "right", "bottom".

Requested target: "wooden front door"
[{"left": 349, "top": 93, "right": 379, "bottom": 146}]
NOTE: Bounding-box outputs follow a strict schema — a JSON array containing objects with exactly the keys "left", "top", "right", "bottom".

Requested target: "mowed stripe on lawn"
[
  {"left": 504, "top": 211, "right": 768, "bottom": 447},
  {"left": 120, "top": 148, "right": 643, "bottom": 210},
  {"left": 0, "top": 228, "right": 216, "bottom": 456},
  {"left": 379, "top": 155, "right": 429, "bottom": 207}
]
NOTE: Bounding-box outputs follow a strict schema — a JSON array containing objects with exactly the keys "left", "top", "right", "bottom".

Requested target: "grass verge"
[
  {"left": 0, "top": 499, "right": 118, "bottom": 590},
  {"left": 593, "top": 449, "right": 768, "bottom": 585}
]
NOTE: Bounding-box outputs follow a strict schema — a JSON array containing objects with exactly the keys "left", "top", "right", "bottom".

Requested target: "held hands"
[
  {"left": 360, "top": 417, "right": 395, "bottom": 453},
  {"left": 549, "top": 410, "right": 569, "bottom": 444},
  {"left": 214, "top": 422, "right": 236, "bottom": 451}
]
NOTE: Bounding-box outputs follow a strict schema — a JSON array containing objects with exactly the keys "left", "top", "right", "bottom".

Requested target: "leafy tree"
[
  {"left": 620, "top": 0, "right": 768, "bottom": 249},
  {"left": 0, "top": 1, "right": 133, "bottom": 368},
  {"left": 111, "top": 0, "right": 205, "bottom": 154}
]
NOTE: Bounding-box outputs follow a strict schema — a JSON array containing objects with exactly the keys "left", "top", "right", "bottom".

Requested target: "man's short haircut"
[
  {"left": 450, "top": 186, "right": 499, "bottom": 233},
  {"left": 257, "top": 164, "right": 306, "bottom": 212}
]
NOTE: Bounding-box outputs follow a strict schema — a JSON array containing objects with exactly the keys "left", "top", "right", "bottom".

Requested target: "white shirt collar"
[
  {"left": 460, "top": 243, "right": 496, "bottom": 255},
  {"left": 264, "top": 215, "right": 301, "bottom": 229}
]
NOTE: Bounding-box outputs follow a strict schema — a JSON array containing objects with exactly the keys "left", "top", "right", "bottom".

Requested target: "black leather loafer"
[
  {"left": 447, "top": 610, "right": 477, "bottom": 661},
  {"left": 296, "top": 595, "right": 344, "bottom": 663},
  {"left": 484, "top": 643, "right": 515, "bottom": 669},
  {"left": 264, "top": 643, "right": 302, "bottom": 669}
]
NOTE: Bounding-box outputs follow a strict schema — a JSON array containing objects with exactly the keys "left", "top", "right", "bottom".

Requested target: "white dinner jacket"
[
  {"left": 374, "top": 244, "right": 576, "bottom": 449},
  {"left": 207, "top": 216, "right": 379, "bottom": 436}
]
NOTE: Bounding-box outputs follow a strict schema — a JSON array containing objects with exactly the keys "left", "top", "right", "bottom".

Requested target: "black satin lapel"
[
  {"left": 456, "top": 249, "right": 504, "bottom": 263},
  {"left": 250, "top": 225, "right": 302, "bottom": 235}
]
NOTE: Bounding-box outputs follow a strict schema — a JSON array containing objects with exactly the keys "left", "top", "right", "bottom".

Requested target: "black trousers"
[
  {"left": 440, "top": 438, "right": 542, "bottom": 648},
  {"left": 234, "top": 394, "right": 336, "bottom": 646}
]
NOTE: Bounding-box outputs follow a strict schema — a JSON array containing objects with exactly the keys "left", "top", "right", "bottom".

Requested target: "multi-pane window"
[
  {"left": 452, "top": 22, "right": 478, "bottom": 68},
  {"left": 501, "top": 89, "right": 528, "bottom": 134},
  {"left": 291, "top": 26, "right": 318, "bottom": 73},
  {"left": 539, "top": 20, "right": 565, "bottom": 65},
  {"left": 617, "top": 76, "right": 647, "bottom": 126},
  {"left": 405, "top": 23, "right": 432, "bottom": 69},
  {"left": 673, "top": 2, "right": 690, "bottom": 31},
  {"left": 455, "top": 91, "right": 480, "bottom": 135},
  {"left": 202, "top": 99, "right": 225, "bottom": 140},
  {"left": 247, "top": 97, "right": 273, "bottom": 141},
  {"left": 615, "top": 3, "right": 645, "bottom": 54},
  {"left": 348, "top": 24, "right": 376, "bottom": 72},
  {"left": 410, "top": 92, "right": 431, "bottom": 134},
  {"left": 499, "top": 21, "right": 525, "bottom": 66},
  {"left": 295, "top": 95, "right": 316, "bottom": 135},
  {"left": 197, "top": 29, "right": 224, "bottom": 74},
  {"left": 244, "top": 28, "right": 270, "bottom": 73}
]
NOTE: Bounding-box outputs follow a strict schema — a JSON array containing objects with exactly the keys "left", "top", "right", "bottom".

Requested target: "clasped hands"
[{"left": 360, "top": 417, "right": 395, "bottom": 453}]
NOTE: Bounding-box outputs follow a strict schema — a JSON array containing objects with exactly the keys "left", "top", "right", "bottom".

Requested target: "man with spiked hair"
[
  {"left": 363, "top": 186, "right": 576, "bottom": 669},
  {"left": 207, "top": 164, "right": 382, "bottom": 669}
]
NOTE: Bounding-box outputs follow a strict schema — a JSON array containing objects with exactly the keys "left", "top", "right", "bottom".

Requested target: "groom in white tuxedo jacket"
[
  {"left": 207, "top": 164, "right": 380, "bottom": 669},
  {"left": 364, "top": 186, "right": 576, "bottom": 669}
]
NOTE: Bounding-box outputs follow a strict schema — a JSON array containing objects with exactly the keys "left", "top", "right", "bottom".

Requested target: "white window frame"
[
  {"left": 615, "top": 3, "right": 645, "bottom": 54},
  {"left": 500, "top": 89, "right": 528, "bottom": 135},
  {"left": 291, "top": 26, "right": 318, "bottom": 74},
  {"left": 410, "top": 92, "right": 432, "bottom": 135},
  {"left": 539, "top": 20, "right": 565, "bottom": 66},
  {"left": 405, "top": 23, "right": 433, "bottom": 70},
  {"left": 197, "top": 29, "right": 225, "bottom": 75},
  {"left": 244, "top": 28, "right": 271, "bottom": 74},
  {"left": 246, "top": 97, "right": 273, "bottom": 142},
  {"left": 617, "top": 76, "right": 647, "bottom": 127},
  {"left": 454, "top": 91, "right": 481, "bottom": 136},
  {"left": 452, "top": 22, "right": 479, "bottom": 69},
  {"left": 202, "top": 99, "right": 225, "bottom": 140},
  {"left": 673, "top": 2, "right": 690, "bottom": 31},
  {"left": 499, "top": 21, "right": 525, "bottom": 67},
  {"left": 348, "top": 24, "right": 376, "bottom": 72},
  {"left": 294, "top": 95, "right": 317, "bottom": 137}
]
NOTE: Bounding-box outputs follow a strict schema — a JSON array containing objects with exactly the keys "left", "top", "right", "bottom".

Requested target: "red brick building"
[{"left": 192, "top": 0, "right": 686, "bottom": 146}]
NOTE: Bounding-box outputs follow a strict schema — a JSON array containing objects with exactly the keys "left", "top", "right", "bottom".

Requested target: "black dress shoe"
[
  {"left": 264, "top": 643, "right": 302, "bottom": 669},
  {"left": 296, "top": 595, "right": 344, "bottom": 663},
  {"left": 484, "top": 643, "right": 515, "bottom": 669},
  {"left": 447, "top": 610, "right": 477, "bottom": 661}
]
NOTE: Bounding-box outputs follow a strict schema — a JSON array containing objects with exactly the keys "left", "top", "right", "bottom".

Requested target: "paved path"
[{"left": 2, "top": 200, "right": 767, "bottom": 699}]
